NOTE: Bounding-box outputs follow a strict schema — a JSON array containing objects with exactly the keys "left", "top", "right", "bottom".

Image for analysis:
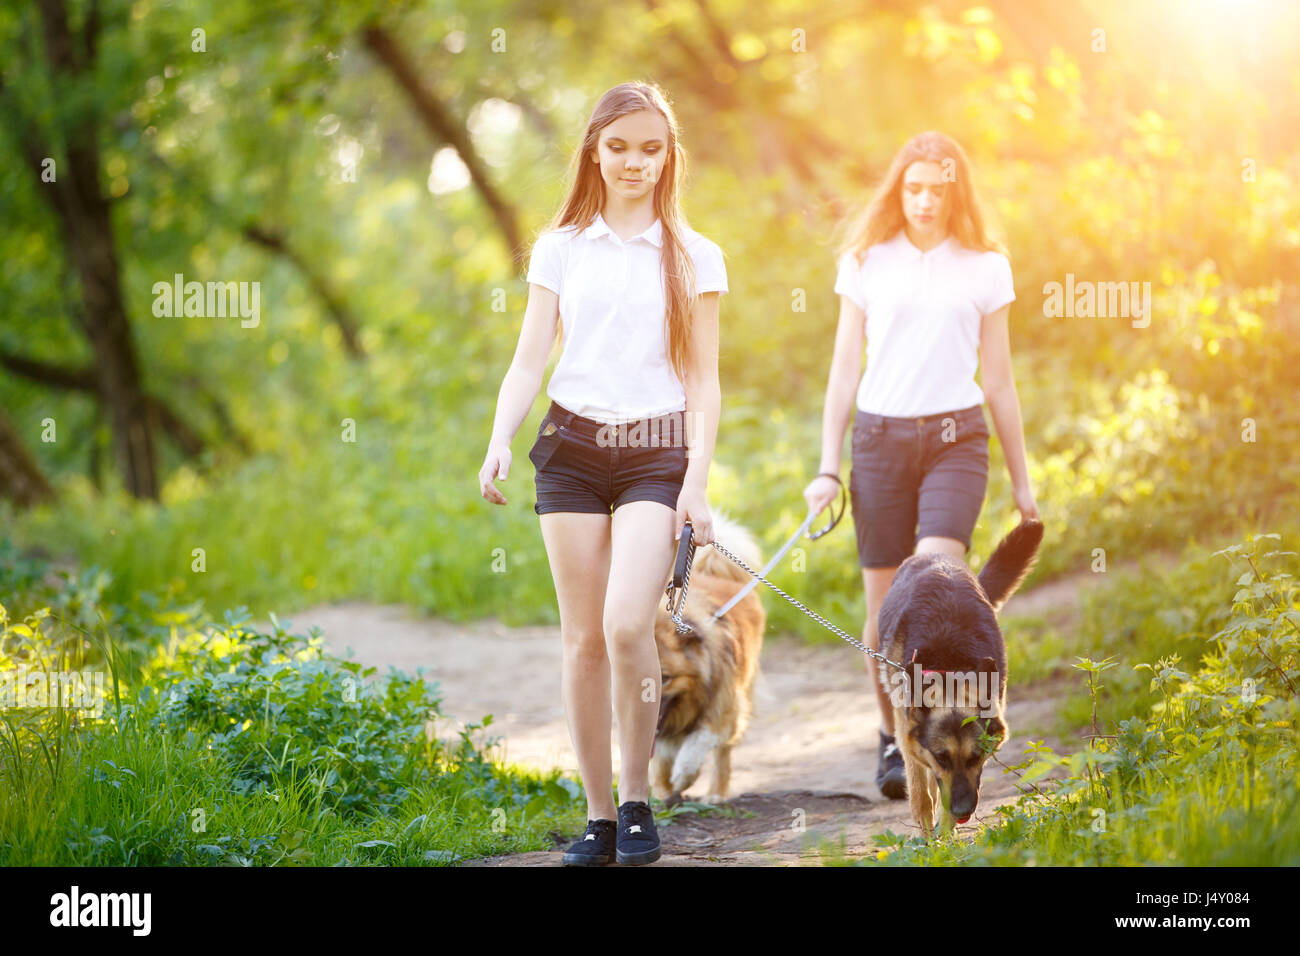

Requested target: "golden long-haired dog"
[
  {"left": 876, "top": 519, "right": 1044, "bottom": 839},
  {"left": 652, "top": 511, "right": 766, "bottom": 806}
]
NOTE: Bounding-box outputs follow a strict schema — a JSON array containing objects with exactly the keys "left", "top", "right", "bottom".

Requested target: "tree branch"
[
  {"left": 242, "top": 224, "right": 366, "bottom": 358},
  {"left": 0, "top": 349, "right": 208, "bottom": 460},
  {"left": 361, "top": 23, "right": 525, "bottom": 267}
]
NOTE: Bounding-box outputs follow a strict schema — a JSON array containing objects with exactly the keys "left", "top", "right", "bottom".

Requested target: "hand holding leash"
[
  {"left": 802, "top": 472, "right": 847, "bottom": 540},
  {"left": 663, "top": 480, "right": 851, "bottom": 630}
]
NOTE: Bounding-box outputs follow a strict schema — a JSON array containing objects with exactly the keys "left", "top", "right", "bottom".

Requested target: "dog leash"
[
  {"left": 709, "top": 475, "right": 847, "bottom": 621},
  {"left": 664, "top": 515, "right": 908, "bottom": 675}
]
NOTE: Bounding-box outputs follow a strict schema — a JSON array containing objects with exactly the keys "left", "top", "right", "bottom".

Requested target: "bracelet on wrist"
[{"left": 817, "top": 471, "right": 843, "bottom": 488}]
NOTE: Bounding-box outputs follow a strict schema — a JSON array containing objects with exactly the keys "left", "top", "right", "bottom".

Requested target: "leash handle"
[
  {"left": 672, "top": 521, "right": 695, "bottom": 589},
  {"left": 664, "top": 521, "right": 696, "bottom": 634},
  {"left": 809, "top": 473, "right": 848, "bottom": 541}
]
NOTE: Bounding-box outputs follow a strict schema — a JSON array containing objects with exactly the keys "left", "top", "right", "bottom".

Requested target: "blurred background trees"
[{"left": 2, "top": 0, "right": 1297, "bottom": 624}]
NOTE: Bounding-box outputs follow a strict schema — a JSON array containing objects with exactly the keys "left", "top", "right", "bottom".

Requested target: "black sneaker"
[
  {"left": 561, "top": 818, "right": 616, "bottom": 866},
  {"left": 876, "top": 729, "right": 907, "bottom": 800},
  {"left": 615, "top": 800, "right": 661, "bottom": 865}
]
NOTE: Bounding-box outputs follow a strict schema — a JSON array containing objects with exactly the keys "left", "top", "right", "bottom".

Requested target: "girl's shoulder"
[
  {"left": 846, "top": 231, "right": 909, "bottom": 270},
  {"left": 949, "top": 241, "right": 1012, "bottom": 270},
  {"left": 679, "top": 223, "right": 724, "bottom": 258},
  {"left": 534, "top": 221, "right": 584, "bottom": 247}
]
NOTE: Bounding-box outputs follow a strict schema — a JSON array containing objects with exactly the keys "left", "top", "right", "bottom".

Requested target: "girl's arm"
[
  {"left": 804, "top": 295, "right": 865, "bottom": 514},
  {"left": 479, "top": 284, "right": 560, "bottom": 505},
  {"left": 978, "top": 303, "right": 1039, "bottom": 521},
  {"left": 819, "top": 295, "right": 867, "bottom": 475},
  {"left": 675, "top": 290, "right": 721, "bottom": 544}
]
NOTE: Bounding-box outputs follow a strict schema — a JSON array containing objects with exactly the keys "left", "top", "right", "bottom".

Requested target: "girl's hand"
[
  {"left": 675, "top": 481, "right": 713, "bottom": 546},
  {"left": 803, "top": 473, "right": 841, "bottom": 519},
  {"left": 1013, "top": 484, "right": 1039, "bottom": 523},
  {"left": 479, "top": 445, "right": 511, "bottom": 505}
]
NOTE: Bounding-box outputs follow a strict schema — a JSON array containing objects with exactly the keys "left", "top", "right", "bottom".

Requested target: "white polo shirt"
[
  {"left": 526, "top": 213, "right": 727, "bottom": 424},
  {"left": 834, "top": 230, "right": 1015, "bottom": 417}
]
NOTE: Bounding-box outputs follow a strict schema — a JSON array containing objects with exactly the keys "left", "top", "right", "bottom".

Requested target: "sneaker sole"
[
  {"left": 615, "top": 845, "right": 661, "bottom": 865},
  {"left": 879, "top": 772, "right": 907, "bottom": 800},
  {"left": 561, "top": 851, "right": 614, "bottom": 866}
]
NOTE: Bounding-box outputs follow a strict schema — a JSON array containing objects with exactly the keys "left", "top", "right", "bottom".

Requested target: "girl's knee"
[
  {"left": 602, "top": 618, "right": 654, "bottom": 658},
  {"left": 561, "top": 629, "right": 607, "bottom": 661}
]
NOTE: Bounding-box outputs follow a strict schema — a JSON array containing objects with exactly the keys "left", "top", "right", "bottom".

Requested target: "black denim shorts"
[
  {"left": 848, "top": 403, "right": 990, "bottom": 567},
  {"left": 528, "top": 400, "right": 689, "bottom": 516}
]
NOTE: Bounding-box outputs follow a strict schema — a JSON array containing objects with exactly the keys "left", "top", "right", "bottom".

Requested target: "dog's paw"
[
  {"left": 664, "top": 791, "right": 684, "bottom": 808},
  {"left": 670, "top": 771, "right": 705, "bottom": 796},
  {"left": 701, "top": 793, "right": 727, "bottom": 806}
]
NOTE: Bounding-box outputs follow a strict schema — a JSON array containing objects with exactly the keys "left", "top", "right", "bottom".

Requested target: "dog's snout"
[{"left": 949, "top": 780, "right": 979, "bottom": 820}]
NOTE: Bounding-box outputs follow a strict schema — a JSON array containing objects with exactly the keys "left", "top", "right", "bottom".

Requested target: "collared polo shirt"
[
  {"left": 526, "top": 212, "right": 727, "bottom": 424},
  {"left": 834, "top": 230, "right": 1015, "bottom": 417}
]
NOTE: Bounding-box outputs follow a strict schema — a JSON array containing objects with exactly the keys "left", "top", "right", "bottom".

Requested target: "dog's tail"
[
  {"left": 976, "top": 519, "right": 1045, "bottom": 612},
  {"left": 691, "top": 509, "right": 763, "bottom": 584}
]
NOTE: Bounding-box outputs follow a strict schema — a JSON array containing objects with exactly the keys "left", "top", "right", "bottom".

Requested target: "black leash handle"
[
  {"left": 810, "top": 473, "right": 848, "bottom": 541},
  {"left": 664, "top": 521, "right": 695, "bottom": 633},
  {"left": 672, "top": 521, "right": 695, "bottom": 588}
]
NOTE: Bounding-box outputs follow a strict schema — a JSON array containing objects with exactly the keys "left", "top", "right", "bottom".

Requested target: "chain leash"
[{"left": 665, "top": 524, "right": 908, "bottom": 673}]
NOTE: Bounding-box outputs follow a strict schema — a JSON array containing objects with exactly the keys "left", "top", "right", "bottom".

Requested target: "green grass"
[{"left": 0, "top": 565, "right": 588, "bottom": 866}]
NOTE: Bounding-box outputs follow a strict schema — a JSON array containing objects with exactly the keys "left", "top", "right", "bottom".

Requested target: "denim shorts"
[
  {"left": 529, "top": 400, "right": 689, "bottom": 516},
  {"left": 848, "top": 403, "right": 989, "bottom": 567}
]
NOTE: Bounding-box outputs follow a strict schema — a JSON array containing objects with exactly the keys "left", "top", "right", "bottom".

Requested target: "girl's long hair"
[
  {"left": 836, "top": 131, "right": 1007, "bottom": 265},
  {"left": 543, "top": 82, "right": 697, "bottom": 385}
]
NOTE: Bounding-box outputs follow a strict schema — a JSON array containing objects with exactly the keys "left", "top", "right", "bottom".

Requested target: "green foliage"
[
  {"left": 134, "top": 606, "right": 450, "bottom": 818},
  {"left": 3, "top": 2, "right": 1299, "bottom": 637},
  {"left": 3, "top": 0, "right": 1299, "bottom": 868},
  {"left": 0, "top": 548, "right": 585, "bottom": 866}
]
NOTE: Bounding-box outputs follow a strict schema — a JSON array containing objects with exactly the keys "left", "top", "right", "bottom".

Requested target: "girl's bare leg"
[
  {"left": 604, "top": 500, "right": 678, "bottom": 805},
  {"left": 539, "top": 511, "right": 616, "bottom": 820}
]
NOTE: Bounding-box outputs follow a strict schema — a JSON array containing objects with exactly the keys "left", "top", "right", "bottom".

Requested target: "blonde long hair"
[
  {"left": 837, "top": 131, "right": 1007, "bottom": 265},
  {"left": 543, "top": 82, "right": 697, "bottom": 385}
]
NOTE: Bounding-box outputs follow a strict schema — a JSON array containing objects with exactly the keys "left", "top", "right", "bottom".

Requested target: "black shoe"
[
  {"left": 876, "top": 729, "right": 907, "bottom": 800},
  {"left": 615, "top": 800, "right": 661, "bottom": 865},
  {"left": 561, "top": 818, "right": 616, "bottom": 866}
]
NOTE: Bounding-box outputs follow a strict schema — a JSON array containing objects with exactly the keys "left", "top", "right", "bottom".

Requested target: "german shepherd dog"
[
  {"left": 876, "top": 519, "right": 1044, "bottom": 839},
  {"left": 651, "top": 512, "right": 766, "bottom": 806}
]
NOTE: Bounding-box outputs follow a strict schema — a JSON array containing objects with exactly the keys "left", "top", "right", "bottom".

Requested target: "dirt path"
[{"left": 271, "top": 567, "right": 1128, "bottom": 866}]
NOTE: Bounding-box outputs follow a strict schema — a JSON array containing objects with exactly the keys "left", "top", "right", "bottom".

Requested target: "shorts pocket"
[
  {"left": 528, "top": 421, "right": 565, "bottom": 471},
  {"left": 852, "top": 420, "right": 886, "bottom": 453}
]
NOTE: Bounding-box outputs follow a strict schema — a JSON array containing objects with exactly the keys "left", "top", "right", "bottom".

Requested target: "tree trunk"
[
  {"left": 0, "top": 349, "right": 210, "bottom": 462},
  {"left": 0, "top": 407, "right": 56, "bottom": 508},
  {"left": 21, "top": 0, "right": 158, "bottom": 499}
]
